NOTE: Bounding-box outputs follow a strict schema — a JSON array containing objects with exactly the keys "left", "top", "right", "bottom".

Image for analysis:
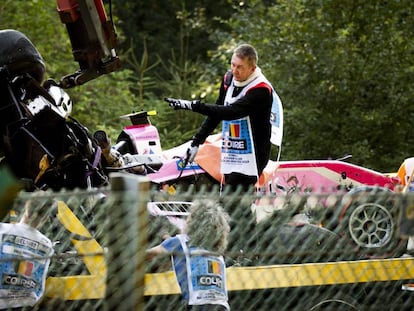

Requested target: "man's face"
[{"left": 230, "top": 54, "right": 256, "bottom": 82}]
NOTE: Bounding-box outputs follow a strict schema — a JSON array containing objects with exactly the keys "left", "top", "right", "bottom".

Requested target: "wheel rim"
[{"left": 348, "top": 203, "right": 394, "bottom": 248}]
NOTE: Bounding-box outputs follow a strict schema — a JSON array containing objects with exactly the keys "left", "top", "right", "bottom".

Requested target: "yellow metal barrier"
[
  {"left": 43, "top": 201, "right": 414, "bottom": 300},
  {"left": 45, "top": 201, "right": 106, "bottom": 300},
  {"left": 144, "top": 257, "right": 414, "bottom": 296}
]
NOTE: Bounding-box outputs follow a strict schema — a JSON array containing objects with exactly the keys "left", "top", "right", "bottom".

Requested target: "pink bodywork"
[
  {"left": 123, "top": 124, "right": 162, "bottom": 155},
  {"left": 123, "top": 122, "right": 399, "bottom": 192},
  {"left": 120, "top": 122, "right": 205, "bottom": 184},
  {"left": 268, "top": 160, "right": 398, "bottom": 194}
]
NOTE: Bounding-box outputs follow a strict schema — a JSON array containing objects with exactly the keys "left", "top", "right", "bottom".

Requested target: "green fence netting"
[{"left": 1, "top": 173, "right": 414, "bottom": 310}]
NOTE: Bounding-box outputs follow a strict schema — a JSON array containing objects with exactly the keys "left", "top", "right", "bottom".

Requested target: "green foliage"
[
  {"left": 155, "top": 54, "right": 217, "bottom": 149},
  {"left": 113, "top": 0, "right": 233, "bottom": 78},
  {"left": 121, "top": 38, "right": 160, "bottom": 111},
  {"left": 67, "top": 69, "right": 139, "bottom": 142}
]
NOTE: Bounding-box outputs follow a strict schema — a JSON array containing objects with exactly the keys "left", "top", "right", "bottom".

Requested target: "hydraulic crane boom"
[{"left": 56, "top": 0, "right": 121, "bottom": 88}]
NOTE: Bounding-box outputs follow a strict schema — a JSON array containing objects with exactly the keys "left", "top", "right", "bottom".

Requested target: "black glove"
[
  {"left": 164, "top": 97, "right": 200, "bottom": 110},
  {"left": 185, "top": 144, "right": 199, "bottom": 164}
]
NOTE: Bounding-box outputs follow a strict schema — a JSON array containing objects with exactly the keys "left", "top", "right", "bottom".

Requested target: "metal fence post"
[{"left": 105, "top": 172, "right": 150, "bottom": 310}]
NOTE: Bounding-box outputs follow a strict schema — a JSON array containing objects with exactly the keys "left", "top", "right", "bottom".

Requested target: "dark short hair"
[{"left": 234, "top": 44, "right": 258, "bottom": 67}]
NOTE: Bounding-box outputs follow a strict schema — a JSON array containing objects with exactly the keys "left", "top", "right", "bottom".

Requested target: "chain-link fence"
[{"left": 1, "top": 173, "right": 414, "bottom": 310}]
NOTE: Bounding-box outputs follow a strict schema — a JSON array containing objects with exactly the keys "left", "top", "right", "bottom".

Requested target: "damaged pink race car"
[{"left": 114, "top": 111, "right": 406, "bottom": 259}]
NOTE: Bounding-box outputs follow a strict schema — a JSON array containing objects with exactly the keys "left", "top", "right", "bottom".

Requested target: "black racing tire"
[{"left": 255, "top": 221, "right": 346, "bottom": 265}]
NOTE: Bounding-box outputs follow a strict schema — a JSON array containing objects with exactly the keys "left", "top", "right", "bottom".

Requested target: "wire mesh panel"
[
  {"left": 1, "top": 188, "right": 108, "bottom": 310},
  {"left": 145, "top": 187, "right": 414, "bottom": 311},
  {"left": 2, "top": 179, "right": 414, "bottom": 310}
]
